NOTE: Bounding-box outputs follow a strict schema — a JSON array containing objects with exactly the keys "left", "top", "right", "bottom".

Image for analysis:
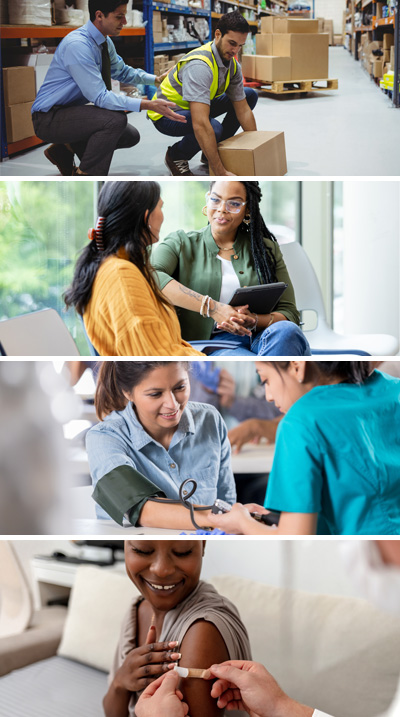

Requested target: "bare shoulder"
[{"left": 178, "top": 620, "right": 229, "bottom": 717}]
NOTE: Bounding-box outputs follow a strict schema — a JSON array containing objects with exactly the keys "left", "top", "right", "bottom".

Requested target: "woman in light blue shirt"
[
  {"left": 209, "top": 361, "right": 400, "bottom": 536},
  {"left": 86, "top": 361, "right": 235, "bottom": 528}
]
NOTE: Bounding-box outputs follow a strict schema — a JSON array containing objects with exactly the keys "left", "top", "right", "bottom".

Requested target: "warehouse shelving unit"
[
  {"left": 344, "top": 0, "right": 399, "bottom": 106},
  {"left": 143, "top": 0, "right": 212, "bottom": 79},
  {"left": 0, "top": 24, "right": 146, "bottom": 159}
]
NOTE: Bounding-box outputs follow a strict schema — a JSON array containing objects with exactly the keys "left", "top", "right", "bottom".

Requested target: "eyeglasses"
[{"left": 205, "top": 192, "right": 247, "bottom": 214}]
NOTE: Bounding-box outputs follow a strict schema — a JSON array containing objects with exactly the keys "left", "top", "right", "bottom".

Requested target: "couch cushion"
[
  {"left": 57, "top": 566, "right": 139, "bottom": 673},
  {"left": 209, "top": 575, "right": 400, "bottom": 717},
  {"left": 0, "top": 656, "right": 107, "bottom": 717}
]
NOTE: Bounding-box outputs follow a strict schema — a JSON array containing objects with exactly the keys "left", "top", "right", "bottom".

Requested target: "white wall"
[
  {"left": 314, "top": 0, "right": 346, "bottom": 33},
  {"left": 10, "top": 538, "right": 361, "bottom": 610},
  {"left": 342, "top": 182, "right": 400, "bottom": 344}
]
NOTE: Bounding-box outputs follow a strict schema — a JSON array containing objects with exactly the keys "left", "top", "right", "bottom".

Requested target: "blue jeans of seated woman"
[{"left": 209, "top": 321, "right": 312, "bottom": 356}]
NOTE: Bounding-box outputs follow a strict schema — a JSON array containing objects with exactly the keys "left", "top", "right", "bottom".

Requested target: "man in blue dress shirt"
[{"left": 31, "top": 0, "right": 185, "bottom": 176}]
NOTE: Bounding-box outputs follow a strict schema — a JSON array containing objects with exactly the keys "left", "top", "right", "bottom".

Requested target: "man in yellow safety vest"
[{"left": 148, "top": 10, "right": 258, "bottom": 176}]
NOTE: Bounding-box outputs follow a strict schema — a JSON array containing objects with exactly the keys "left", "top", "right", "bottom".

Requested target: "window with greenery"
[{"left": 0, "top": 180, "right": 300, "bottom": 354}]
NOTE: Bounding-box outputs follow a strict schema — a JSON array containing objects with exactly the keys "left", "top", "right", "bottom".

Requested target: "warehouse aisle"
[{"left": 1, "top": 47, "right": 398, "bottom": 178}]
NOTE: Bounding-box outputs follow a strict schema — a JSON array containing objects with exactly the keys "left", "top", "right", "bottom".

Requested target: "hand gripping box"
[{"left": 211, "top": 131, "right": 287, "bottom": 177}]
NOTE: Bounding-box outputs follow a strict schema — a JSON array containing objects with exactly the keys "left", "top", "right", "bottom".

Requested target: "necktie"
[{"left": 101, "top": 41, "right": 112, "bottom": 90}]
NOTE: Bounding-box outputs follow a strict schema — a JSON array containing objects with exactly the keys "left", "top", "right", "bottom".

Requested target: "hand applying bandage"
[{"left": 136, "top": 671, "right": 189, "bottom": 717}]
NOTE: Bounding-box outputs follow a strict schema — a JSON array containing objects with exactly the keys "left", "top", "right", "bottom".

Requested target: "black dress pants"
[{"left": 33, "top": 104, "right": 140, "bottom": 175}]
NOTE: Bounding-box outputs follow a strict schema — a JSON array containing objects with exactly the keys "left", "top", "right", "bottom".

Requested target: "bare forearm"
[
  {"left": 162, "top": 279, "right": 222, "bottom": 320},
  {"left": 256, "top": 312, "right": 287, "bottom": 329},
  {"left": 103, "top": 682, "right": 131, "bottom": 717},
  {"left": 236, "top": 106, "right": 257, "bottom": 131},
  {"left": 192, "top": 121, "right": 227, "bottom": 175},
  {"left": 138, "top": 500, "right": 212, "bottom": 530}
]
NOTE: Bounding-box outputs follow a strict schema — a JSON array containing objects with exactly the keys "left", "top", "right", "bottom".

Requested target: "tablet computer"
[{"left": 228, "top": 282, "right": 288, "bottom": 314}]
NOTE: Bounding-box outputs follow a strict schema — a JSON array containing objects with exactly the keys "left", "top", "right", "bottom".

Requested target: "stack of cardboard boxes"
[
  {"left": 153, "top": 52, "right": 185, "bottom": 77},
  {"left": 359, "top": 32, "right": 394, "bottom": 79},
  {"left": 152, "top": 11, "right": 167, "bottom": 44},
  {"left": 241, "top": 17, "right": 329, "bottom": 83},
  {"left": 2, "top": 67, "right": 36, "bottom": 144}
]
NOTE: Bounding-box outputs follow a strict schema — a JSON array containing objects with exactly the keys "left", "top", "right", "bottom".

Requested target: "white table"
[
  {"left": 72, "top": 519, "right": 184, "bottom": 535},
  {"left": 231, "top": 442, "right": 275, "bottom": 474}
]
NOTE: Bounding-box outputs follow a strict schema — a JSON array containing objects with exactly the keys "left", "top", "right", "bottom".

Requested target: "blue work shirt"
[
  {"left": 265, "top": 371, "right": 400, "bottom": 535},
  {"left": 32, "top": 20, "right": 155, "bottom": 114},
  {"left": 86, "top": 400, "right": 236, "bottom": 520}
]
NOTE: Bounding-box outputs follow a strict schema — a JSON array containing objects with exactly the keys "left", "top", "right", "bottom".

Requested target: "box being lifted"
[{"left": 211, "top": 131, "right": 287, "bottom": 177}]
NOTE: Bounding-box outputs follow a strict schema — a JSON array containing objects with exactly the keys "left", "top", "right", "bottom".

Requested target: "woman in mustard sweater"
[{"left": 64, "top": 181, "right": 202, "bottom": 357}]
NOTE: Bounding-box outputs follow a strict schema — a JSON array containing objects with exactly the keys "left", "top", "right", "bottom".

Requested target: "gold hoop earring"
[
  {"left": 202, "top": 206, "right": 208, "bottom": 216},
  {"left": 242, "top": 214, "right": 251, "bottom": 226}
]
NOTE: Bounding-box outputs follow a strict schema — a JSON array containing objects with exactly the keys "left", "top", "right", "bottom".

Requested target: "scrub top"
[
  {"left": 86, "top": 400, "right": 236, "bottom": 525},
  {"left": 264, "top": 371, "right": 400, "bottom": 535}
]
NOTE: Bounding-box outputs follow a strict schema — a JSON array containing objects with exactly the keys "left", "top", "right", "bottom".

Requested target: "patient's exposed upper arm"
[{"left": 178, "top": 619, "right": 230, "bottom": 717}]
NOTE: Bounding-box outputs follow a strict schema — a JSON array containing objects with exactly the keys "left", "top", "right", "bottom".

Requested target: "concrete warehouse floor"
[{"left": 1, "top": 47, "right": 399, "bottom": 177}]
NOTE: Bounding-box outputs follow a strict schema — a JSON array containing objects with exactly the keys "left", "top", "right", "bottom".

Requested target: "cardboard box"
[
  {"left": 390, "top": 45, "right": 395, "bottom": 66},
  {"left": 241, "top": 54, "right": 256, "bottom": 78},
  {"left": 260, "top": 17, "right": 275, "bottom": 34},
  {"left": 255, "top": 33, "right": 273, "bottom": 56},
  {"left": 317, "top": 18, "right": 324, "bottom": 33},
  {"left": 4, "top": 101, "right": 34, "bottom": 143},
  {"left": 272, "top": 33, "right": 329, "bottom": 80},
  {"left": 274, "top": 18, "right": 319, "bottom": 34},
  {"left": 383, "top": 49, "right": 390, "bottom": 62},
  {"left": 211, "top": 131, "right": 287, "bottom": 177},
  {"left": 334, "top": 34, "right": 343, "bottom": 46},
  {"left": 254, "top": 55, "right": 291, "bottom": 81},
  {"left": 373, "top": 59, "right": 384, "bottom": 78},
  {"left": 324, "top": 19, "right": 334, "bottom": 45},
  {"left": 153, "top": 30, "right": 164, "bottom": 43},
  {"left": 2, "top": 66, "right": 36, "bottom": 106},
  {"left": 383, "top": 33, "right": 394, "bottom": 49}
]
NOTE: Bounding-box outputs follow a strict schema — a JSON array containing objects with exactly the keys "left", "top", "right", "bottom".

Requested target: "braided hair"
[{"left": 209, "top": 180, "right": 278, "bottom": 284}]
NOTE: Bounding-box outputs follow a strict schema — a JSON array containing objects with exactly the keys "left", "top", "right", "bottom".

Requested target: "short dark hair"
[
  {"left": 89, "top": 0, "right": 125, "bottom": 22},
  {"left": 216, "top": 10, "right": 250, "bottom": 37}
]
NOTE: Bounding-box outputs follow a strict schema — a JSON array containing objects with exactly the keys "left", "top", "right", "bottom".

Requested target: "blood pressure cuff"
[{"left": 92, "top": 465, "right": 166, "bottom": 527}]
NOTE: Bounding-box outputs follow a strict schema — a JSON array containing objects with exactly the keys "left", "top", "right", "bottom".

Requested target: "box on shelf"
[
  {"left": 153, "top": 11, "right": 162, "bottom": 27},
  {"left": 4, "top": 101, "right": 35, "bottom": 143},
  {"left": 255, "top": 34, "right": 273, "bottom": 56},
  {"left": 211, "top": 131, "right": 287, "bottom": 177},
  {"left": 153, "top": 30, "right": 164, "bottom": 43},
  {"left": 8, "top": 0, "right": 52, "bottom": 26},
  {"left": 373, "top": 59, "right": 384, "bottom": 78},
  {"left": 272, "top": 33, "right": 329, "bottom": 80},
  {"left": 3, "top": 66, "right": 36, "bottom": 106},
  {"left": 171, "top": 53, "right": 186, "bottom": 63},
  {"left": 383, "top": 49, "right": 390, "bottom": 62},
  {"left": 254, "top": 55, "right": 291, "bottom": 82},
  {"left": 383, "top": 33, "right": 394, "bottom": 49},
  {"left": 241, "top": 54, "right": 256, "bottom": 78},
  {"left": 390, "top": 45, "right": 395, "bottom": 66}
]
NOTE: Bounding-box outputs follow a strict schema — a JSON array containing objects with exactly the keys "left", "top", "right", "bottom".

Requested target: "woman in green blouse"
[{"left": 152, "top": 180, "right": 311, "bottom": 356}]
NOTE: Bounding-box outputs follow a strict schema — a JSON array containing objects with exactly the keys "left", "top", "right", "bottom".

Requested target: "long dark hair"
[
  {"left": 270, "top": 361, "right": 372, "bottom": 384},
  {"left": 64, "top": 181, "right": 170, "bottom": 316},
  {"left": 95, "top": 361, "right": 190, "bottom": 419},
  {"left": 209, "top": 180, "right": 278, "bottom": 284}
]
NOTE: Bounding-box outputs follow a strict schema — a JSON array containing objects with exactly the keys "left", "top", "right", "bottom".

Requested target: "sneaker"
[
  {"left": 44, "top": 144, "right": 75, "bottom": 175},
  {"left": 165, "top": 147, "right": 193, "bottom": 176}
]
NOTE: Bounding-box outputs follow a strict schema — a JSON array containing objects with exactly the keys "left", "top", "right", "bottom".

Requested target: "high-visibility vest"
[{"left": 147, "top": 41, "right": 238, "bottom": 121}]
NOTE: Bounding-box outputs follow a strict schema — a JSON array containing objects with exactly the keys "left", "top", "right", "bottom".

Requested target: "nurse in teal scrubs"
[{"left": 209, "top": 361, "right": 400, "bottom": 536}]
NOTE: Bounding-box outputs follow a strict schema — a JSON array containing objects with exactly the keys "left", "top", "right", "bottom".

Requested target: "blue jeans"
[
  {"left": 209, "top": 322, "right": 312, "bottom": 356},
  {"left": 152, "top": 87, "right": 258, "bottom": 160}
]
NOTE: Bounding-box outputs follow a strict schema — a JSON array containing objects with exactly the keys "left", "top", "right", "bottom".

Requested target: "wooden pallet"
[{"left": 246, "top": 78, "right": 339, "bottom": 94}]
